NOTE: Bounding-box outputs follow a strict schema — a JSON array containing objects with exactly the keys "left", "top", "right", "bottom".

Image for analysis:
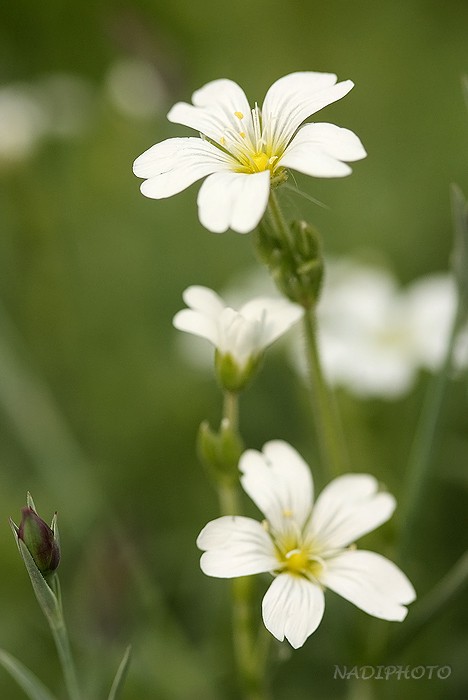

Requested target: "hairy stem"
[{"left": 218, "top": 391, "right": 270, "bottom": 700}]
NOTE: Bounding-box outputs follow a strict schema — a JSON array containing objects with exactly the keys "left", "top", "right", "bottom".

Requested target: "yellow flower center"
[
  {"left": 217, "top": 107, "right": 283, "bottom": 176},
  {"left": 252, "top": 152, "right": 270, "bottom": 172},
  {"left": 281, "top": 547, "right": 323, "bottom": 578},
  {"left": 285, "top": 550, "right": 310, "bottom": 574}
]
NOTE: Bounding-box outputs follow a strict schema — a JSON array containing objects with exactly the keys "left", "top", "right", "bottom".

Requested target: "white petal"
[
  {"left": 197, "top": 171, "right": 270, "bottom": 233},
  {"left": 168, "top": 79, "right": 252, "bottom": 144},
  {"left": 308, "top": 474, "right": 395, "bottom": 550},
  {"left": 321, "top": 550, "right": 416, "bottom": 621},
  {"left": 172, "top": 308, "right": 219, "bottom": 346},
  {"left": 262, "top": 72, "right": 354, "bottom": 152},
  {"left": 262, "top": 573, "right": 325, "bottom": 648},
  {"left": 240, "top": 298, "right": 304, "bottom": 349},
  {"left": 197, "top": 516, "right": 277, "bottom": 578},
  {"left": 133, "top": 137, "right": 228, "bottom": 199},
  {"left": 240, "top": 440, "right": 313, "bottom": 533},
  {"left": 281, "top": 123, "right": 366, "bottom": 178},
  {"left": 217, "top": 307, "right": 261, "bottom": 361},
  {"left": 182, "top": 285, "right": 226, "bottom": 317}
]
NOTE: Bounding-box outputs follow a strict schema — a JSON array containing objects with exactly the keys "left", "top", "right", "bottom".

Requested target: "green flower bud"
[
  {"left": 215, "top": 349, "right": 262, "bottom": 393},
  {"left": 15, "top": 504, "right": 60, "bottom": 577},
  {"left": 197, "top": 418, "right": 244, "bottom": 486},
  {"left": 255, "top": 218, "right": 324, "bottom": 309}
]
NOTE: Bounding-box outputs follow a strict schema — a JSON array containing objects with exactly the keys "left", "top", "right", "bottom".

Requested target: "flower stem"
[
  {"left": 51, "top": 622, "right": 81, "bottom": 700},
  {"left": 217, "top": 391, "right": 270, "bottom": 700},
  {"left": 386, "top": 548, "right": 468, "bottom": 657},
  {"left": 49, "top": 575, "right": 81, "bottom": 700},
  {"left": 398, "top": 301, "right": 464, "bottom": 559},
  {"left": 223, "top": 390, "right": 239, "bottom": 431},
  {"left": 302, "top": 306, "right": 350, "bottom": 479},
  {"left": 266, "top": 190, "right": 349, "bottom": 480},
  {"left": 267, "top": 190, "right": 295, "bottom": 253}
]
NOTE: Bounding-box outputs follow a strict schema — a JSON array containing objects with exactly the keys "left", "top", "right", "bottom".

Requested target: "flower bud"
[
  {"left": 255, "top": 218, "right": 324, "bottom": 309},
  {"left": 16, "top": 505, "right": 60, "bottom": 577},
  {"left": 214, "top": 349, "right": 261, "bottom": 392},
  {"left": 197, "top": 418, "right": 244, "bottom": 486}
]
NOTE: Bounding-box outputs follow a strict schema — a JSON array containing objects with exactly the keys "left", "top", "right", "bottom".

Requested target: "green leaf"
[
  {"left": 450, "top": 184, "right": 468, "bottom": 318},
  {"left": 0, "top": 649, "right": 57, "bottom": 700},
  {"left": 462, "top": 74, "right": 468, "bottom": 112},
  {"left": 16, "top": 537, "right": 60, "bottom": 624},
  {"left": 107, "top": 646, "right": 132, "bottom": 700}
]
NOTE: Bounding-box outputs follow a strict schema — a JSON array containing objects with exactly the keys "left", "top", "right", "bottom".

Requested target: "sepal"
[{"left": 197, "top": 418, "right": 244, "bottom": 486}]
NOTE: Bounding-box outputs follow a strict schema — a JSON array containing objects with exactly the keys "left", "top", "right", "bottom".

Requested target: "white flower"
[
  {"left": 173, "top": 286, "right": 303, "bottom": 389},
  {"left": 0, "top": 85, "right": 47, "bottom": 162},
  {"left": 133, "top": 72, "right": 366, "bottom": 233},
  {"left": 197, "top": 440, "right": 415, "bottom": 649},
  {"left": 291, "top": 258, "right": 467, "bottom": 399}
]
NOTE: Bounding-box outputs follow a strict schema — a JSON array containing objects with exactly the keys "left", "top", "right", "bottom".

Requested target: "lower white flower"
[
  {"left": 173, "top": 285, "right": 303, "bottom": 389},
  {"left": 197, "top": 440, "right": 415, "bottom": 649}
]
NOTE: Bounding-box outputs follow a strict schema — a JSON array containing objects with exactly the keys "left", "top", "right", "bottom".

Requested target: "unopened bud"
[
  {"left": 255, "top": 219, "right": 324, "bottom": 309},
  {"left": 197, "top": 418, "right": 244, "bottom": 485},
  {"left": 14, "top": 503, "right": 60, "bottom": 577}
]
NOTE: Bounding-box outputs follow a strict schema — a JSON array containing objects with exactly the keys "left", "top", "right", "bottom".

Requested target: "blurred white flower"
[
  {"left": 35, "top": 73, "right": 95, "bottom": 138},
  {"left": 198, "top": 440, "right": 415, "bottom": 648},
  {"left": 106, "top": 58, "right": 168, "bottom": 120},
  {"left": 295, "top": 259, "right": 467, "bottom": 399},
  {"left": 0, "top": 85, "right": 47, "bottom": 162},
  {"left": 133, "top": 72, "right": 366, "bottom": 233},
  {"left": 0, "top": 74, "right": 95, "bottom": 165},
  {"left": 173, "top": 285, "right": 303, "bottom": 389}
]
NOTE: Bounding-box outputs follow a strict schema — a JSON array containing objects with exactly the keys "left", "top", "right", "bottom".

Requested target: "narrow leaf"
[
  {"left": 462, "top": 74, "right": 468, "bottom": 113},
  {"left": 107, "top": 646, "right": 132, "bottom": 700},
  {"left": 0, "top": 649, "right": 57, "bottom": 700},
  {"left": 26, "top": 492, "right": 37, "bottom": 511},
  {"left": 17, "top": 538, "right": 60, "bottom": 624},
  {"left": 450, "top": 183, "right": 468, "bottom": 316}
]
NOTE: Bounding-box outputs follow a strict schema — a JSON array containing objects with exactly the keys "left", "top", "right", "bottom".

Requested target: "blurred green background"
[{"left": 1, "top": 0, "right": 467, "bottom": 698}]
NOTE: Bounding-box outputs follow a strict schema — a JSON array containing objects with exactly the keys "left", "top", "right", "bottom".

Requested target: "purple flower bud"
[{"left": 17, "top": 506, "right": 60, "bottom": 576}]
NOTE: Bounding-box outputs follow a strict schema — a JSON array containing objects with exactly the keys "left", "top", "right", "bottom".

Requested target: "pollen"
[{"left": 234, "top": 111, "right": 244, "bottom": 120}]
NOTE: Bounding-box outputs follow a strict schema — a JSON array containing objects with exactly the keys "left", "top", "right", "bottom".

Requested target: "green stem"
[
  {"left": 302, "top": 307, "right": 350, "bottom": 479},
  {"left": 386, "top": 548, "right": 468, "bottom": 658},
  {"left": 267, "top": 191, "right": 348, "bottom": 480},
  {"left": 267, "top": 190, "right": 295, "bottom": 253},
  {"left": 398, "top": 301, "right": 463, "bottom": 559},
  {"left": 49, "top": 577, "right": 81, "bottom": 700},
  {"left": 51, "top": 622, "right": 81, "bottom": 700},
  {"left": 223, "top": 390, "right": 239, "bottom": 432},
  {"left": 217, "top": 391, "right": 270, "bottom": 700}
]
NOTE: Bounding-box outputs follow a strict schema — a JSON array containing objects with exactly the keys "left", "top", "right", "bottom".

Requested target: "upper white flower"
[
  {"left": 197, "top": 440, "right": 415, "bottom": 649},
  {"left": 133, "top": 72, "right": 366, "bottom": 234},
  {"left": 173, "top": 286, "right": 303, "bottom": 381}
]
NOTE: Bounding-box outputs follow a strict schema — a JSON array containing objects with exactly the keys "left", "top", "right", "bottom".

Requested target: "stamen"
[{"left": 234, "top": 111, "right": 244, "bottom": 120}]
